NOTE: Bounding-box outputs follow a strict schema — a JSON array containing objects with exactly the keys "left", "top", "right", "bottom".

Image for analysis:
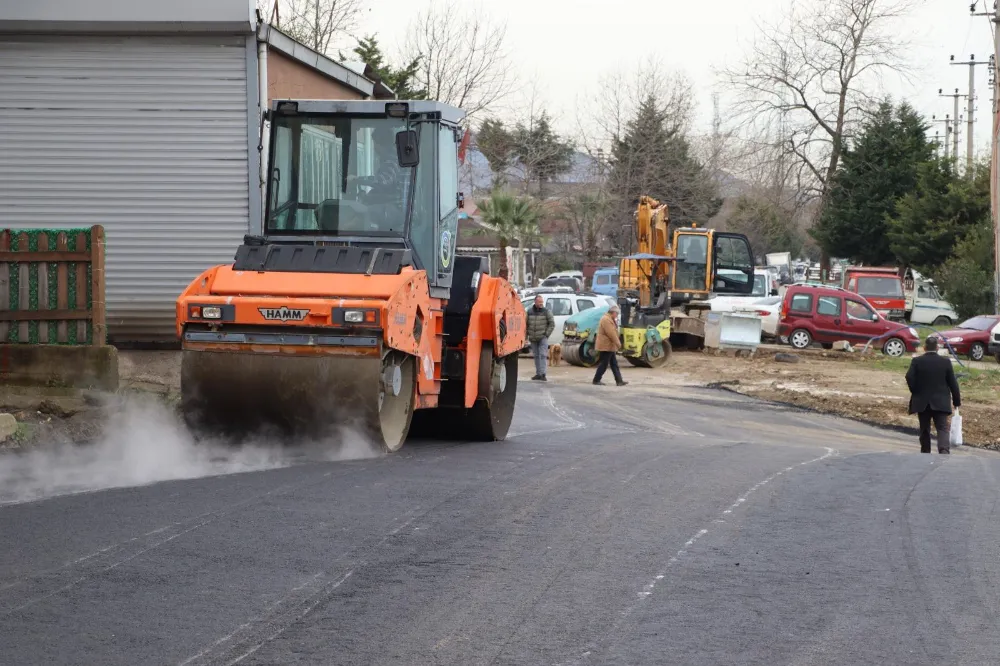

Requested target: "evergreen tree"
[
  {"left": 812, "top": 101, "right": 934, "bottom": 264},
  {"left": 607, "top": 93, "right": 720, "bottom": 231},
  {"left": 511, "top": 111, "right": 574, "bottom": 196},
  {"left": 476, "top": 118, "right": 515, "bottom": 187},
  {"left": 342, "top": 35, "right": 426, "bottom": 99},
  {"left": 933, "top": 219, "right": 996, "bottom": 320},
  {"left": 887, "top": 156, "right": 990, "bottom": 274}
]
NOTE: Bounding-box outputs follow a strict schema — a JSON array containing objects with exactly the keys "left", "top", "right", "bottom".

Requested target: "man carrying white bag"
[{"left": 905, "top": 336, "right": 962, "bottom": 454}]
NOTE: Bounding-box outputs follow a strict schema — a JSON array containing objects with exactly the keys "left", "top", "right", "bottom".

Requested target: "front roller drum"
[
  {"left": 562, "top": 339, "right": 599, "bottom": 368},
  {"left": 180, "top": 349, "right": 416, "bottom": 453}
]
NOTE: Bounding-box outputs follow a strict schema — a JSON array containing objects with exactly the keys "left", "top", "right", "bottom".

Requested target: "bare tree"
[
  {"left": 265, "top": 0, "right": 366, "bottom": 55},
  {"left": 720, "top": 0, "right": 916, "bottom": 216},
  {"left": 402, "top": 0, "right": 514, "bottom": 118}
]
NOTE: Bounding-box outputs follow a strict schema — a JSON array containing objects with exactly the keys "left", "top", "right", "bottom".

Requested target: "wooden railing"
[{"left": 0, "top": 225, "right": 106, "bottom": 345}]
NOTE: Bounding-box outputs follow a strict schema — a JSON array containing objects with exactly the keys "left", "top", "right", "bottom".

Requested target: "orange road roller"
[{"left": 175, "top": 100, "right": 526, "bottom": 452}]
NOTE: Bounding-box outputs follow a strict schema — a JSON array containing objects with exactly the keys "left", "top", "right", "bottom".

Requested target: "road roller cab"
[{"left": 176, "top": 99, "right": 526, "bottom": 452}]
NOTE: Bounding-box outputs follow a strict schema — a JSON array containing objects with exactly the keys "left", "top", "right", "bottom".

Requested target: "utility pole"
[
  {"left": 951, "top": 53, "right": 991, "bottom": 175},
  {"left": 932, "top": 114, "right": 953, "bottom": 161},
  {"left": 976, "top": 2, "right": 1000, "bottom": 314},
  {"left": 938, "top": 89, "right": 963, "bottom": 163}
]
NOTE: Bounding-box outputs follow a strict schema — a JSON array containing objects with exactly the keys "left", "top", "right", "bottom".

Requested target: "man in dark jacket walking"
[
  {"left": 526, "top": 295, "right": 555, "bottom": 381},
  {"left": 905, "top": 336, "right": 961, "bottom": 454}
]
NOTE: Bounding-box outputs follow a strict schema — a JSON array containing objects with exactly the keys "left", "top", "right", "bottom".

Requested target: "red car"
[
  {"left": 927, "top": 315, "right": 1000, "bottom": 362},
  {"left": 778, "top": 283, "right": 920, "bottom": 357}
]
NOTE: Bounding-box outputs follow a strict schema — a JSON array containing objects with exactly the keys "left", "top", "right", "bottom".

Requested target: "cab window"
[
  {"left": 577, "top": 299, "right": 596, "bottom": 311},
  {"left": 548, "top": 298, "right": 573, "bottom": 316},
  {"left": 816, "top": 296, "right": 841, "bottom": 317}
]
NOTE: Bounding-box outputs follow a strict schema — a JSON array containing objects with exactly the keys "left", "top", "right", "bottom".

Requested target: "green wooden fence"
[{"left": 0, "top": 225, "right": 107, "bottom": 346}]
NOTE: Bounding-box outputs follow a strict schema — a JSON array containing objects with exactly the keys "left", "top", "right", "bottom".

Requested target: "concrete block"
[
  {"left": 0, "top": 344, "right": 119, "bottom": 392},
  {"left": 0, "top": 413, "right": 16, "bottom": 443},
  {"left": 832, "top": 340, "right": 853, "bottom": 352}
]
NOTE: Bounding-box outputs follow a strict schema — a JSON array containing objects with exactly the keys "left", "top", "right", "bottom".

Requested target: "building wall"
[{"left": 267, "top": 49, "right": 365, "bottom": 103}]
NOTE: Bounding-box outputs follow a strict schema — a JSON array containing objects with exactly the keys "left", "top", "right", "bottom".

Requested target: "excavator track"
[{"left": 180, "top": 348, "right": 415, "bottom": 452}]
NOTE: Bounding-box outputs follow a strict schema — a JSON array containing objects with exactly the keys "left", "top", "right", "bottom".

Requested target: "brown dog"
[{"left": 549, "top": 343, "right": 562, "bottom": 366}]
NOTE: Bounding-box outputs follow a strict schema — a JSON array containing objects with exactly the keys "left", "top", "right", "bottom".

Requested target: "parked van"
[
  {"left": 777, "top": 283, "right": 920, "bottom": 357},
  {"left": 591, "top": 267, "right": 619, "bottom": 297}
]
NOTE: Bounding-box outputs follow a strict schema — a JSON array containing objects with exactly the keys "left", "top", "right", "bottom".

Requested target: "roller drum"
[{"left": 180, "top": 349, "right": 415, "bottom": 452}]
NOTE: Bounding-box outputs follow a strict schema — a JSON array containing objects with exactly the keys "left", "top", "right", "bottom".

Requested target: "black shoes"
[{"left": 593, "top": 380, "right": 628, "bottom": 386}]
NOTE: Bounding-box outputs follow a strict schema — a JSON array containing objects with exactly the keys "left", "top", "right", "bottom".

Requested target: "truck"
[
  {"left": 901, "top": 267, "right": 958, "bottom": 326},
  {"left": 765, "top": 252, "right": 793, "bottom": 284},
  {"left": 842, "top": 266, "right": 906, "bottom": 321}
]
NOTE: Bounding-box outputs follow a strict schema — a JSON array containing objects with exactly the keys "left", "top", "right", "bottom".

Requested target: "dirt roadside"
[
  {"left": 540, "top": 345, "right": 999, "bottom": 449},
  {"left": 2, "top": 347, "right": 997, "bottom": 450}
]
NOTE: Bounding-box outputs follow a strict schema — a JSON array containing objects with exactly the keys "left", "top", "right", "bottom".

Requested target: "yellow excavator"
[{"left": 562, "top": 196, "right": 756, "bottom": 367}]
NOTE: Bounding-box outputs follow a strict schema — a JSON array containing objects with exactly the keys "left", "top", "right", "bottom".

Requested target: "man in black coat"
[{"left": 905, "top": 336, "right": 961, "bottom": 454}]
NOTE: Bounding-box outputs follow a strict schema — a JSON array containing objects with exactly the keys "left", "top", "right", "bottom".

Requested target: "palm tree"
[{"left": 474, "top": 191, "right": 541, "bottom": 281}]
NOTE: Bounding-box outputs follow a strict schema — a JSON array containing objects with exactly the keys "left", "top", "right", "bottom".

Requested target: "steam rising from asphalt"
[{"left": 0, "top": 394, "right": 380, "bottom": 505}]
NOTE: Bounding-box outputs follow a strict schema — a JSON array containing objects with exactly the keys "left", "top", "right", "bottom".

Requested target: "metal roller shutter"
[{"left": 0, "top": 34, "right": 251, "bottom": 342}]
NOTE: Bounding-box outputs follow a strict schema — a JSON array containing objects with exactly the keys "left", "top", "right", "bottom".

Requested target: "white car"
[
  {"left": 745, "top": 296, "right": 782, "bottom": 338},
  {"left": 521, "top": 292, "right": 615, "bottom": 348},
  {"left": 709, "top": 270, "right": 775, "bottom": 312},
  {"left": 989, "top": 320, "right": 1000, "bottom": 361},
  {"left": 544, "top": 270, "right": 584, "bottom": 282}
]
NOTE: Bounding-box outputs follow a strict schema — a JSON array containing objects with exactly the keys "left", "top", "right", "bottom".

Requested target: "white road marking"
[
  {"left": 635, "top": 446, "right": 837, "bottom": 600},
  {"left": 560, "top": 446, "right": 838, "bottom": 665}
]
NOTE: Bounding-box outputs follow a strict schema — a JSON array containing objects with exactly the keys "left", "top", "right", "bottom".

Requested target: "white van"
[{"left": 989, "top": 320, "right": 1000, "bottom": 361}]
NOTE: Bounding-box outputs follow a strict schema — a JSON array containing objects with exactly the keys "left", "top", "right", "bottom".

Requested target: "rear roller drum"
[{"left": 465, "top": 343, "right": 518, "bottom": 441}]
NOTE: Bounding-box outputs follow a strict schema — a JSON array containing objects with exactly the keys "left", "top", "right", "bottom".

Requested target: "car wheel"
[
  {"left": 970, "top": 342, "right": 985, "bottom": 362},
  {"left": 789, "top": 329, "right": 812, "bottom": 350},
  {"left": 932, "top": 316, "right": 952, "bottom": 326},
  {"left": 883, "top": 337, "right": 906, "bottom": 358}
]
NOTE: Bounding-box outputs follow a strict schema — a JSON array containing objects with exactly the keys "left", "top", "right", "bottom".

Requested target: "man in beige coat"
[{"left": 592, "top": 303, "right": 628, "bottom": 386}]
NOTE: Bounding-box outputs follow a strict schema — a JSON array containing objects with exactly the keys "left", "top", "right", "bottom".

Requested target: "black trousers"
[
  {"left": 918, "top": 409, "right": 951, "bottom": 453},
  {"left": 593, "top": 351, "right": 623, "bottom": 384}
]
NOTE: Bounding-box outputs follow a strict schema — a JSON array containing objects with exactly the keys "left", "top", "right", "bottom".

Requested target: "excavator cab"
[
  {"left": 176, "top": 100, "right": 526, "bottom": 452},
  {"left": 671, "top": 228, "right": 755, "bottom": 304}
]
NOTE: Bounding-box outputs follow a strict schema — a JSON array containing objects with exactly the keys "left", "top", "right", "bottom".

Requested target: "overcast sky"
[{"left": 353, "top": 0, "right": 997, "bottom": 157}]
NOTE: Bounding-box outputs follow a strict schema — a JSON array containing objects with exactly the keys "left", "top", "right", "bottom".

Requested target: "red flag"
[{"left": 458, "top": 127, "right": 471, "bottom": 165}]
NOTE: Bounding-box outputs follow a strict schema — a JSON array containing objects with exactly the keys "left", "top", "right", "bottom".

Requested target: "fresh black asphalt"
[{"left": 1, "top": 379, "right": 998, "bottom": 665}]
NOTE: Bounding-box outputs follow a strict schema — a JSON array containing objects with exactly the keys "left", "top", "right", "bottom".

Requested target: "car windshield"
[
  {"left": 958, "top": 316, "right": 996, "bottom": 331},
  {"left": 266, "top": 114, "right": 420, "bottom": 236},
  {"left": 856, "top": 276, "right": 903, "bottom": 297}
]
